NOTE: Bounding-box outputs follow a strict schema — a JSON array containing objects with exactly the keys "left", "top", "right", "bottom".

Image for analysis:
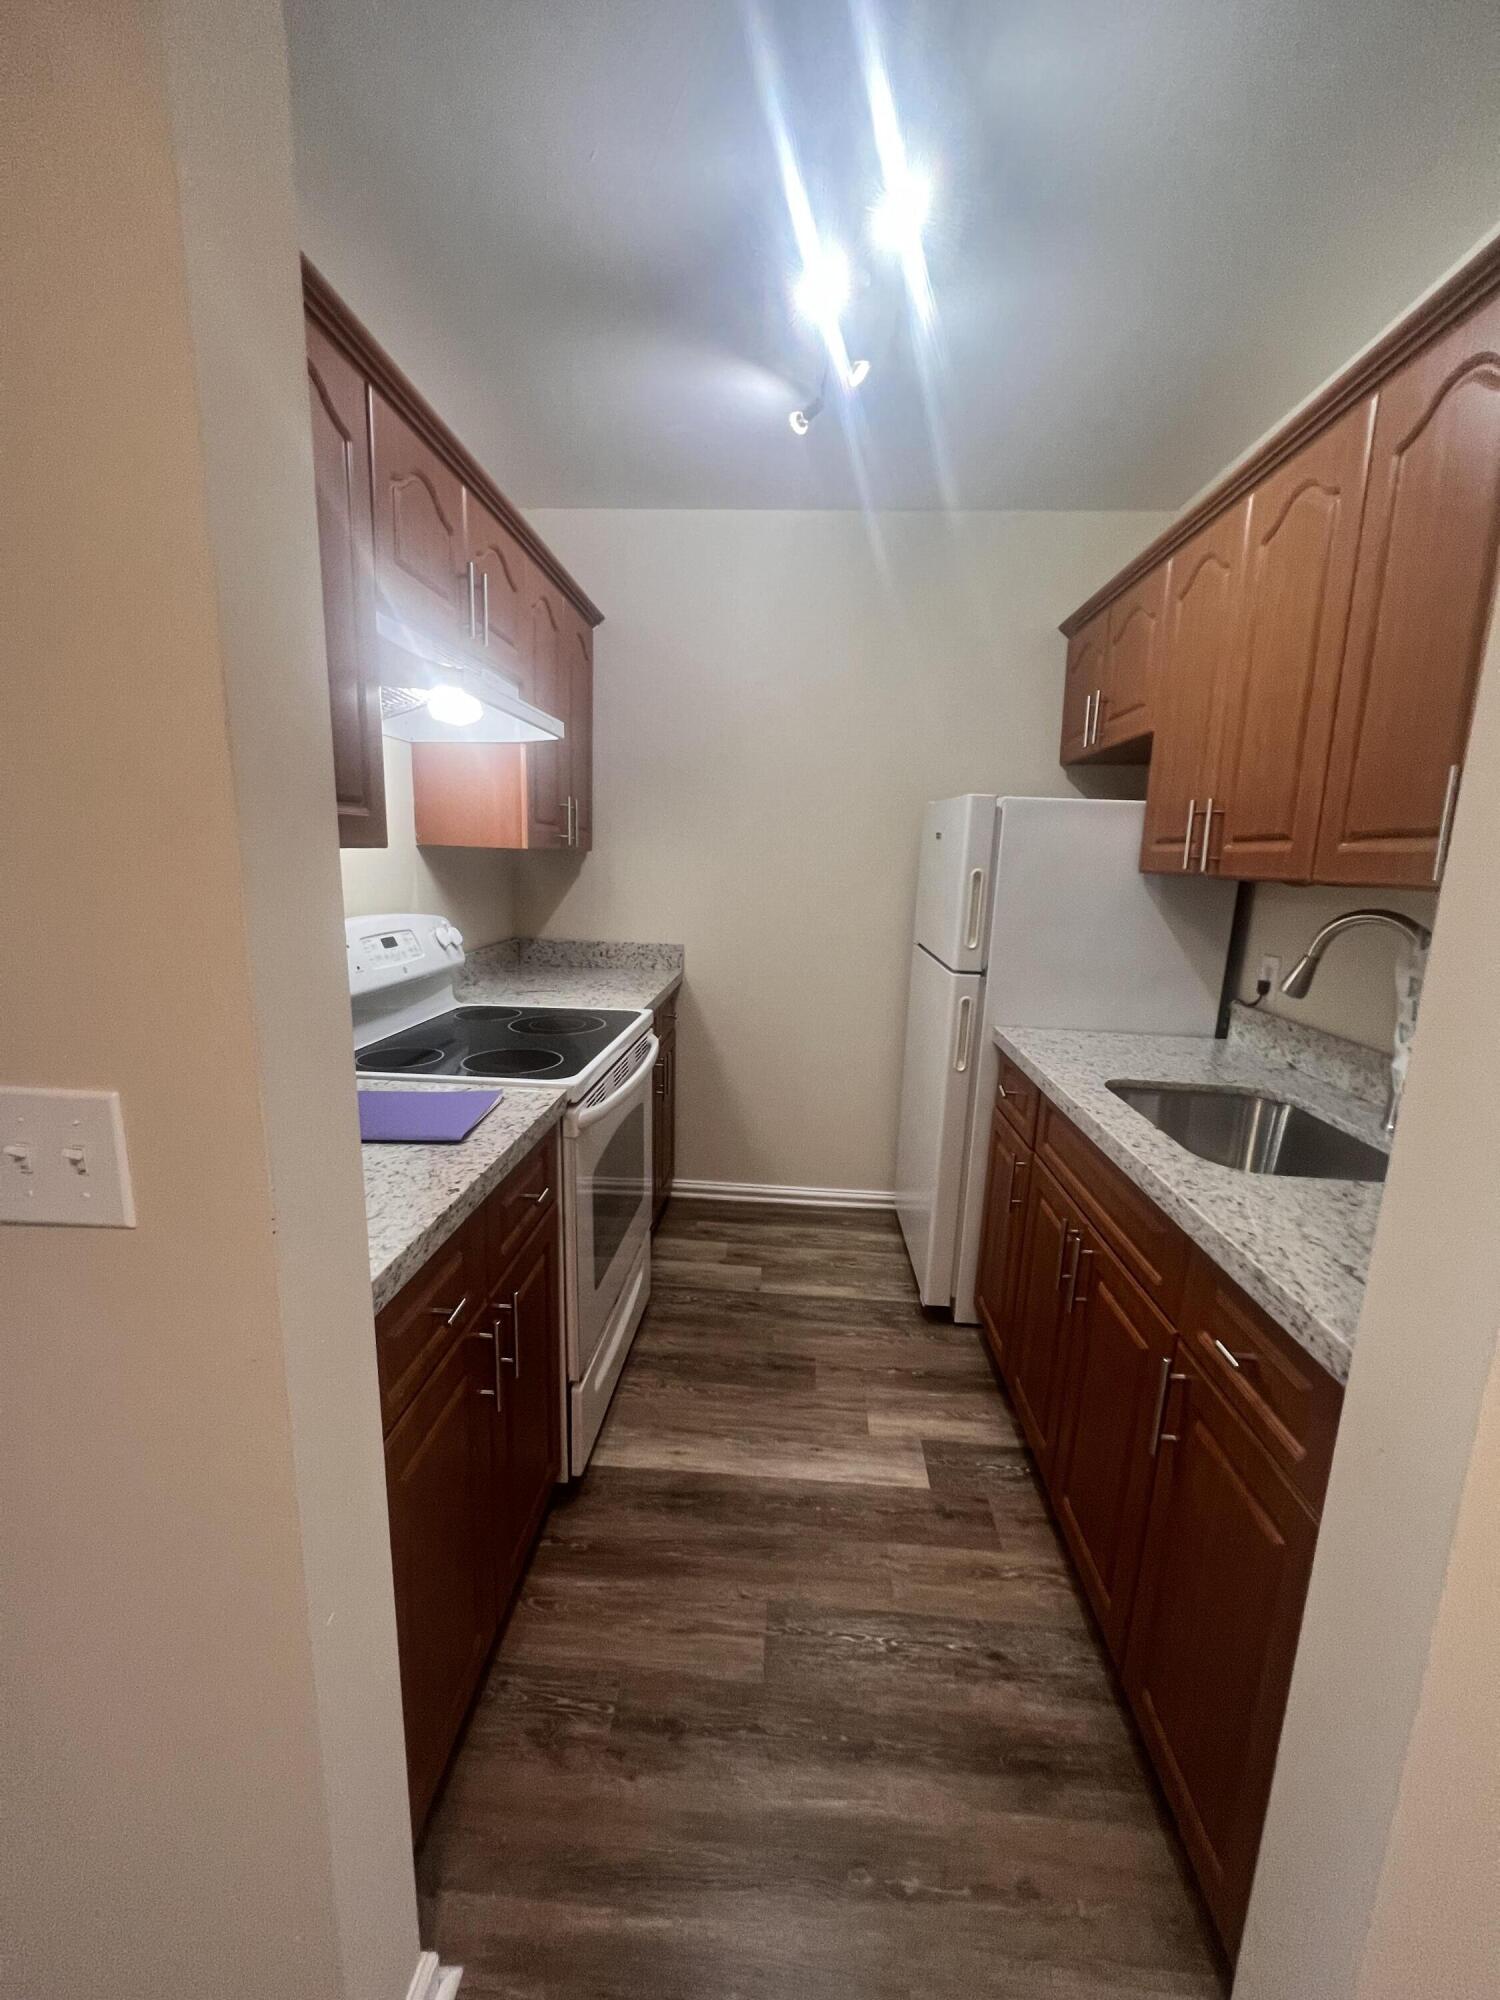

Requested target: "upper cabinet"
[
  {"left": 1063, "top": 243, "right": 1500, "bottom": 888},
  {"left": 305, "top": 320, "right": 385, "bottom": 848},
  {"left": 301, "top": 263, "right": 602, "bottom": 851},
  {"left": 1314, "top": 291, "right": 1500, "bottom": 886}
]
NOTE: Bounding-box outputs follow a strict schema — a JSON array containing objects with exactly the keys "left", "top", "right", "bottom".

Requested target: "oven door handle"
[{"left": 568, "top": 1035, "right": 660, "bottom": 1133}]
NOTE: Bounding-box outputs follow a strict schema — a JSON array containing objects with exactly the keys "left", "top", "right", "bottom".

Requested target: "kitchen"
[{"left": 8, "top": 5, "right": 1500, "bottom": 1999}]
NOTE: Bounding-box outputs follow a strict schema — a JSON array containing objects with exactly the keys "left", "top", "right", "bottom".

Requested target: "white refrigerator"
[{"left": 894, "top": 796, "right": 1236, "bottom": 1319}]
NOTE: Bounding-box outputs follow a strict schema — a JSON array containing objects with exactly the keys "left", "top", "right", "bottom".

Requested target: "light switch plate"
[{"left": 1, "top": 1087, "right": 136, "bottom": 1227}]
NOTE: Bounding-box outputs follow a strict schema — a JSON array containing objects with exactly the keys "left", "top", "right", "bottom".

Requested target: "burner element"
[
  {"left": 461, "top": 1048, "right": 566, "bottom": 1077},
  {"left": 509, "top": 1010, "right": 608, "bottom": 1037},
  {"left": 454, "top": 1005, "right": 517, "bottom": 1021},
  {"left": 357, "top": 1045, "right": 444, "bottom": 1071}
]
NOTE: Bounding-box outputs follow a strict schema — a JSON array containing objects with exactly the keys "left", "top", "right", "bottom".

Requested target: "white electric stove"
[{"left": 348, "top": 913, "right": 655, "bottom": 1475}]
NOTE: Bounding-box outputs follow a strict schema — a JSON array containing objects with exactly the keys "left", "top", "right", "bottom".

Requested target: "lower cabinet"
[
  {"left": 378, "top": 1130, "right": 563, "bottom": 1833},
  {"left": 974, "top": 1081, "right": 1340, "bottom": 1956},
  {"left": 651, "top": 994, "right": 677, "bottom": 1229}
]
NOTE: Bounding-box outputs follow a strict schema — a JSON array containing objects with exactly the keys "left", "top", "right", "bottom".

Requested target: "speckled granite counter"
[
  {"left": 362, "top": 1082, "right": 566, "bottom": 1310},
  {"left": 993, "top": 1009, "right": 1391, "bottom": 1383},
  {"left": 457, "top": 938, "right": 682, "bottom": 1014}
]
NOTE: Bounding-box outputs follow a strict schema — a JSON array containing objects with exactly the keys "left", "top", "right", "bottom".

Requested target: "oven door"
[{"left": 565, "top": 1034, "right": 657, "bottom": 1386}]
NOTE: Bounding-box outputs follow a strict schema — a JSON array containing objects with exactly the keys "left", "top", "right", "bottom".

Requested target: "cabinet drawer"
[
  {"left": 1179, "top": 1253, "right": 1344, "bottom": 1508},
  {"left": 653, "top": 989, "right": 678, "bottom": 1035},
  {"left": 996, "top": 1054, "right": 1039, "bottom": 1145},
  {"left": 375, "top": 1213, "right": 487, "bottom": 1434},
  {"left": 1036, "top": 1100, "right": 1188, "bottom": 1318},
  {"left": 487, "top": 1130, "right": 560, "bottom": 1275}
]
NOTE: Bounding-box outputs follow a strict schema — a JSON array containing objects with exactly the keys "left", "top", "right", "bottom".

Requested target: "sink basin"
[{"left": 1106, "top": 1082, "right": 1389, "bottom": 1183}]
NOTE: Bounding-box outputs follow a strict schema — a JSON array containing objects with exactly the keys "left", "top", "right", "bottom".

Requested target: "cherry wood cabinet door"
[
  {"left": 464, "top": 493, "right": 530, "bottom": 694},
  {"left": 974, "top": 1112, "right": 1030, "bottom": 1376},
  {"left": 1097, "top": 564, "right": 1165, "bottom": 750},
  {"left": 1212, "top": 396, "right": 1376, "bottom": 880},
  {"left": 1123, "top": 1348, "right": 1319, "bottom": 1953},
  {"left": 1006, "top": 1165, "right": 1076, "bottom": 1482},
  {"left": 1140, "top": 504, "right": 1247, "bottom": 874},
  {"left": 1315, "top": 293, "right": 1500, "bottom": 885},
  {"left": 556, "top": 602, "right": 594, "bottom": 851},
  {"left": 1049, "top": 1237, "right": 1176, "bottom": 1662},
  {"left": 305, "top": 319, "right": 386, "bottom": 848},
  {"left": 525, "top": 569, "right": 570, "bottom": 849},
  {"left": 651, "top": 1017, "right": 677, "bottom": 1228},
  {"left": 488, "top": 1213, "right": 563, "bottom": 1610},
  {"left": 1060, "top": 612, "right": 1107, "bottom": 764},
  {"left": 370, "top": 391, "right": 469, "bottom": 649},
  {"left": 384, "top": 1332, "right": 496, "bottom": 1832}
]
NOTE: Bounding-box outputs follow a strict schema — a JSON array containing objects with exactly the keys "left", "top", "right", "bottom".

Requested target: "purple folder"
[{"left": 358, "top": 1089, "right": 503, "bottom": 1144}]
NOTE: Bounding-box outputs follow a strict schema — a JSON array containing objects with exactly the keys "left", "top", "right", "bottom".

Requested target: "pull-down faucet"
[{"left": 1279, "top": 909, "right": 1432, "bottom": 1135}]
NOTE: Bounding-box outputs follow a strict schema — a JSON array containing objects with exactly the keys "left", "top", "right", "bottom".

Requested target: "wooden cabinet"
[
  {"left": 1061, "top": 241, "right": 1500, "bottom": 888},
  {"left": 1060, "top": 612, "right": 1107, "bottom": 763},
  {"left": 1214, "top": 398, "right": 1376, "bottom": 880},
  {"left": 651, "top": 995, "right": 677, "bottom": 1228},
  {"left": 1049, "top": 1233, "right": 1176, "bottom": 1661},
  {"left": 1140, "top": 504, "right": 1245, "bottom": 874},
  {"left": 973, "top": 1108, "right": 1030, "bottom": 1374},
  {"left": 1314, "top": 290, "right": 1500, "bottom": 886},
  {"left": 384, "top": 1332, "right": 495, "bottom": 1831},
  {"left": 1123, "top": 1345, "right": 1319, "bottom": 1951},
  {"left": 464, "top": 493, "right": 530, "bottom": 695},
  {"left": 564, "top": 603, "right": 594, "bottom": 851},
  {"left": 1097, "top": 566, "right": 1164, "bottom": 752},
  {"left": 1006, "top": 1163, "right": 1076, "bottom": 1476},
  {"left": 370, "top": 391, "right": 470, "bottom": 650},
  {"left": 305, "top": 319, "right": 385, "bottom": 847},
  {"left": 376, "top": 1130, "right": 563, "bottom": 1833}
]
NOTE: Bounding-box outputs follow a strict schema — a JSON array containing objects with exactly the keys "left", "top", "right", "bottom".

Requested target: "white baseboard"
[
  {"left": 407, "top": 1951, "right": 461, "bottom": 2000},
  {"left": 671, "top": 1178, "right": 896, "bottom": 1211}
]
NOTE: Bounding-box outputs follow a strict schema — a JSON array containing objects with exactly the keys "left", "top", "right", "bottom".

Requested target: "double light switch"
[{"left": 1, "top": 1087, "right": 136, "bottom": 1227}]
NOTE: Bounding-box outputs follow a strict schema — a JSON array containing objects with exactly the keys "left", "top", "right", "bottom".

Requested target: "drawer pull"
[
  {"left": 1213, "top": 1337, "right": 1255, "bottom": 1373},
  {"left": 1149, "top": 1360, "right": 1189, "bottom": 1455},
  {"left": 1008, "top": 1158, "right": 1029, "bottom": 1210},
  {"left": 429, "top": 1294, "right": 470, "bottom": 1328},
  {"left": 526, "top": 1186, "right": 551, "bottom": 1204}
]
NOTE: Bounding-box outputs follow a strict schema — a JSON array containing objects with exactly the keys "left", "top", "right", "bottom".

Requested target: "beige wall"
[
  {"left": 519, "top": 508, "right": 1165, "bottom": 1193},
  {"left": 4, "top": 3, "right": 417, "bottom": 1992},
  {"left": 1235, "top": 600, "right": 1500, "bottom": 1997},
  {"left": 1237, "top": 883, "right": 1438, "bottom": 1051},
  {"left": 340, "top": 734, "right": 517, "bottom": 941}
]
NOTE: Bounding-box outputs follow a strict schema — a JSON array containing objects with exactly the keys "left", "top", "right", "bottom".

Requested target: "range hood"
[{"left": 376, "top": 608, "right": 565, "bottom": 745}]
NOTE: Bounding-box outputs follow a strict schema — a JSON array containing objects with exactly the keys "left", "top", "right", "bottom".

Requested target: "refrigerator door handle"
[
  {"left": 953, "top": 995, "right": 974, "bottom": 1074},
  {"left": 964, "top": 869, "right": 986, "bottom": 952}
]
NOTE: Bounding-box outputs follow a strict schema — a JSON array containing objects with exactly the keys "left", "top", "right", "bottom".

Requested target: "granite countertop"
[
  {"left": 993, "top": 1008, "right": 1391, "bottom": 1383},
  {"left": 361, "top": 938, "right": 683, "bottom": 1310},
  {"left": 362, "top": 1082, "right": 566, "bottom": 1311},
  {"left": 457, "top": 938, "right": 683, "bottom": 1014}
]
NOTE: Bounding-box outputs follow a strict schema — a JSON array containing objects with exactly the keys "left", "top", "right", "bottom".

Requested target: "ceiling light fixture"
[
  {"left": 788, "top": 407, "right": 811, "bottom": 436},
  {"left": 792, "top": 240, "right": 852, "bottom": 327},
  {"left": 870, "top": 167, "right": 933, "bottom": 255},
  {"left": 846, "top": 357, "right": 871, "bottom": 389}
]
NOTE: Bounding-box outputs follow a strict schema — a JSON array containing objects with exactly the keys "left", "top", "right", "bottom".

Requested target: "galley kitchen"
[{"left": 11, "top": 7, "right": 1500, "bottom": 2000}]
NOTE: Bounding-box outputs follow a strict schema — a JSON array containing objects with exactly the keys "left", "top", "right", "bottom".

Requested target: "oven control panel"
[{"left": 346, "top": 913, "right": 465, "bottom": 1002}]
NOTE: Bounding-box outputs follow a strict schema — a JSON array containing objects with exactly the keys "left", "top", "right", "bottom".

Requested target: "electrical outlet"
[{"left": 1257, "top": 955, "right": 1281, "bottom": 992}]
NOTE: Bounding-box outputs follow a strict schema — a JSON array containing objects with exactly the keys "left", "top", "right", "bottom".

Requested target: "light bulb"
[
  {"left": 788, "top": 408, "right": 811, "bottom": 436},
  {"left": 846, "top": 357, "right": 871, "bottom": 389},
  {"left": 870, "top": 168, "right": 932, "bottom": 254},
  {"left": 793, "top": 242, "right": 851, "bottom": 325},
  {"left": 426, "top": 684, "right": 483, "bottom": 727}
]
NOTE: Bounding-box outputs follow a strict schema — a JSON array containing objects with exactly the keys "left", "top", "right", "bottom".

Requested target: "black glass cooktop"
[{"left": 355, "top": 1004, "right": 641, "bottom": 1081}]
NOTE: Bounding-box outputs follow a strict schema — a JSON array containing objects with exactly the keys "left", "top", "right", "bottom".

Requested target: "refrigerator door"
[
  {"left": 911, "top": 795, "right": 998, "bottom": 972},
  {"left": 895, "top": 944, "right": 983, "bottom": 1307},
  {"left": 949, "top": 798, "right": 1235, "bottom": 1324}
]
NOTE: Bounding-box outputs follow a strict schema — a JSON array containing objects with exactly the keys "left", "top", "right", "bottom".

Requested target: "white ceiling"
[{"left": 285, "top": 0, "right": 1500, "bottom": 510}]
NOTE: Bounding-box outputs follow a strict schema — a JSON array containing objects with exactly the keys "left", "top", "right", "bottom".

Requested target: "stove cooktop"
[{"left": 354, "top": 1004, "right": 643, "bottom": 1082}]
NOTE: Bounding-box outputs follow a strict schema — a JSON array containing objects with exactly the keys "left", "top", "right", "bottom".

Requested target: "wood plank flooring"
[{"left": 417, "top": 1202, "right": 1226, "bottom": 1999}]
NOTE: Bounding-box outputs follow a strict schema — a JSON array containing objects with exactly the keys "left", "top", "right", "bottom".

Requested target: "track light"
[
  {"left": 846, "top": 357, "right": 870, "bottom": 389},
  {"left": 788, "top": 407, "right": 811, "bottom": 436}
]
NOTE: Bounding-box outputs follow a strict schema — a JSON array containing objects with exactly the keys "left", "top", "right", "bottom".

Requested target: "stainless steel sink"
[{"left": 1106, "top": 1082, "right": 1389, "bottom": 1182}]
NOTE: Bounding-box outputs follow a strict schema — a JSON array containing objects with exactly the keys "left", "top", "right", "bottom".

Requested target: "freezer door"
[
  {"left": 895, "top": 945, "right": 983, "bottom": 1307},
  {"left": 911, "top": 795, "right": 997, "bottom": 972}
]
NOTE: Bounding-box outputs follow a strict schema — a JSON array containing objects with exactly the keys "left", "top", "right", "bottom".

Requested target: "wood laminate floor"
[{"left": 418, "top": 1202, "right": 1226, "bottom": 1999}]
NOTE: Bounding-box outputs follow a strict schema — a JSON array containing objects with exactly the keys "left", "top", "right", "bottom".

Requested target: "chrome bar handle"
[
  {"left": 1093, "top": 689, "right": 1106, "bottom": 744},
  {"left": 1062, "top": 1231, "right": 1083, "bottom": 1312},
  {"left": 1055, "top": 1223, "right": 1072, "bottom": 1289},
  {"left": 467, "top": 559, "right": 478, "bottom": 638},
  {"left": 1082, "top": 691, "right": 1094, "bottom": 746},
  {"left": 1008, "top": 1157, "right": 1029, "bottom": 1210},
  {"left": 430, "top": 1294, "right": 470, "bottom": 1328},
  {"left": 1434, "top": 762, "right": 1460, "bottom": 882},
  {"left": 1073, "top": 1247, "right": 1095, "bottom": 1310},
  {"left": 1181, "top": 800, "right": 1198, "bottom": 872},
  {"left": 1148, "top": 1356, "right": 1171, "bottom": 1454},
  {"left": 481, "top": 569, "right": 491, "bottom": 646},
  {"left": 1213, "top": 1337, "right": 1245, "bottom": 1372},
  {"left": 499, "top": 1291, "right": 520, "bottom": 1379},
  {"left": 1198, "top": 796, "right": 1216, "bottom": 874}
]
